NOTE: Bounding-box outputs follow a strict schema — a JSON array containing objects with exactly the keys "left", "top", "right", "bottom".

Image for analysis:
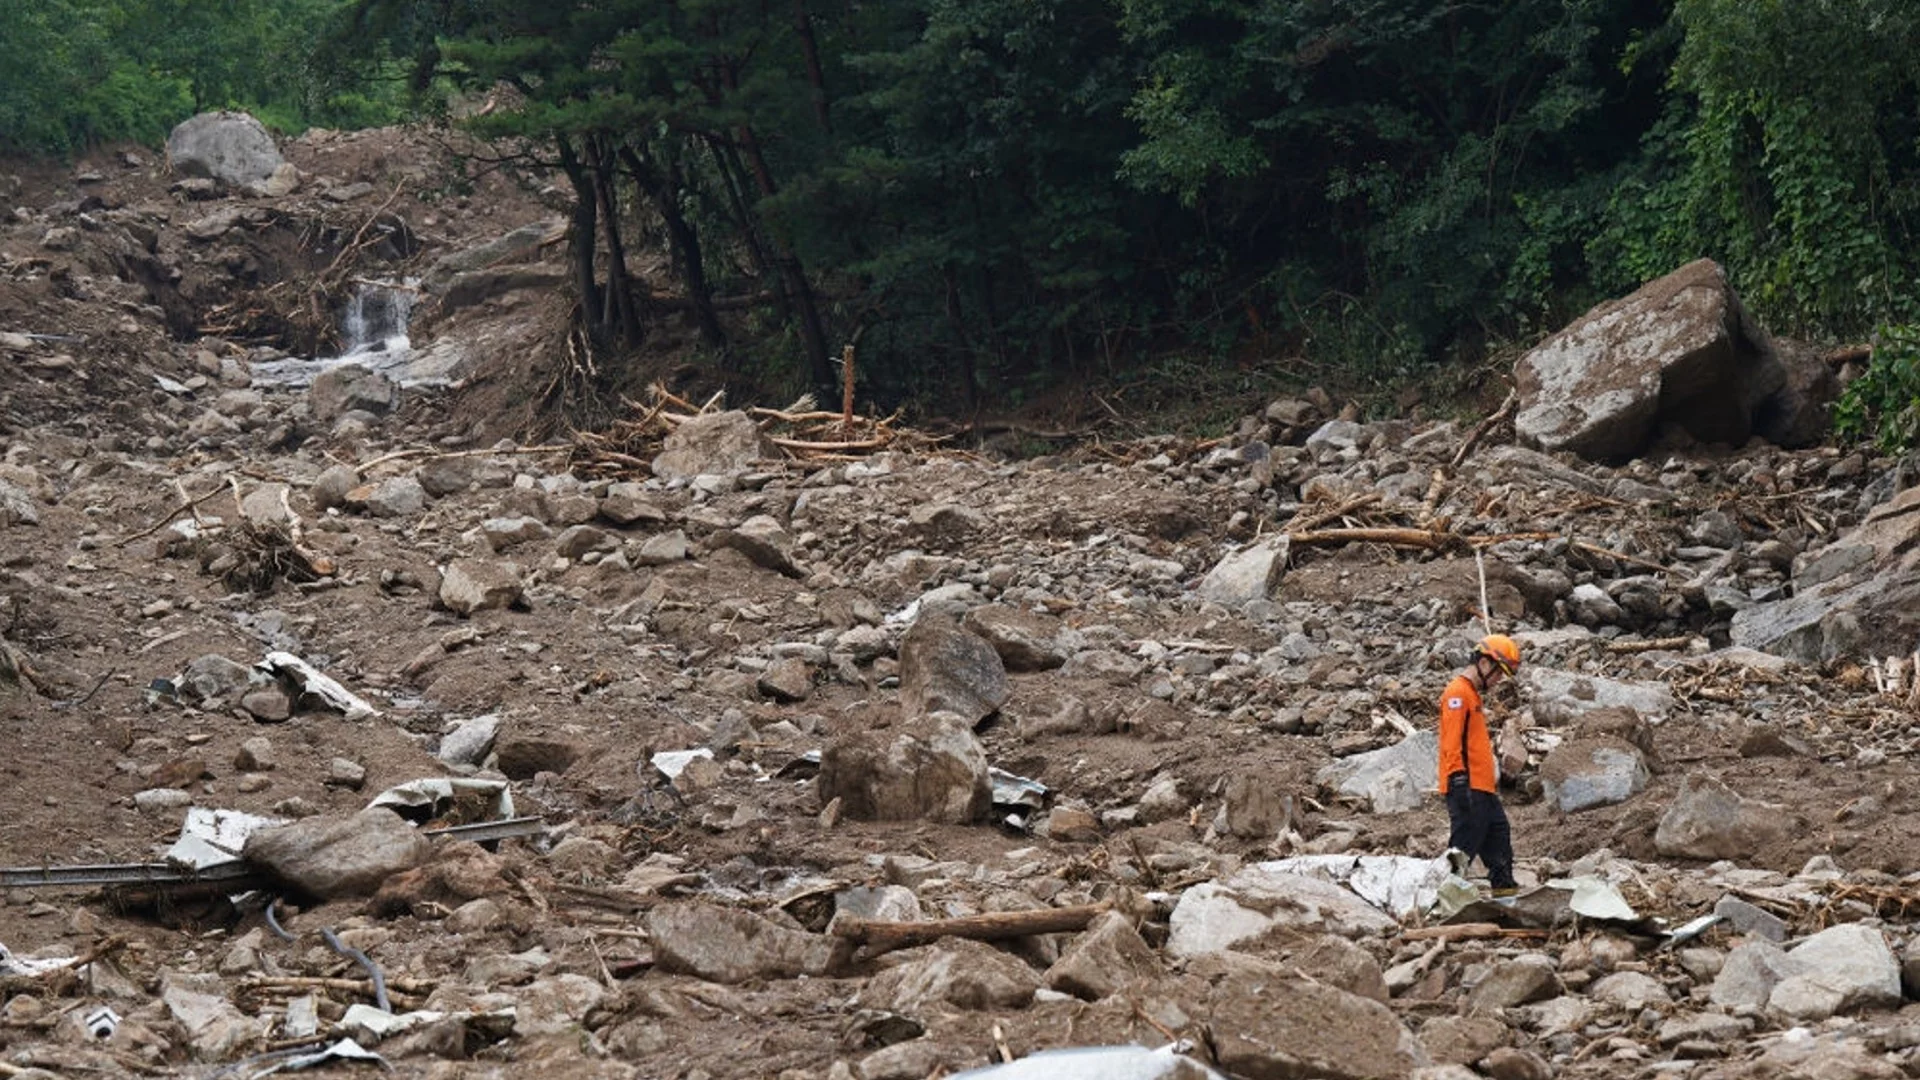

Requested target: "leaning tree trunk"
[
  {"left": 555, "top": 136, "right": 602, "bottom": 333},
  {"left": 731, "top": 121, "right": 834, "bottom": 389},
  {"left": 621, "top": 144, "right": 726, "bottom": 350},
  {"left": 589, "top": 136, "right": 642, "bottom": 346}
]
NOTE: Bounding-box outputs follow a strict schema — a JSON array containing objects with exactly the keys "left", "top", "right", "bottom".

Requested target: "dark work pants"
[{"left": 1445, "top": 775, "right": 1516, "bottom": 888}]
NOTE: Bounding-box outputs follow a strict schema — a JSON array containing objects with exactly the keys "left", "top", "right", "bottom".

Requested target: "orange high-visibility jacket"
[{"left": 1437, "top": 674, "right": 1497, "bottom": 794}]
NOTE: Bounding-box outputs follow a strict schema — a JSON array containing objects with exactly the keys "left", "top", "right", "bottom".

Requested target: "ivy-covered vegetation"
[{"left": 6, "top": 0, "right": 1920, "bottom": 431}]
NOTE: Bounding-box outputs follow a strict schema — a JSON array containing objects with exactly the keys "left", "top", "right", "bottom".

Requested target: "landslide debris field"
[{"left": 4, "top": 123, "right": 1920, "bottom": 1080}]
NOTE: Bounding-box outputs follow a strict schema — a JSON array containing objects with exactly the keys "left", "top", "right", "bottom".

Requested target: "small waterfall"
[
  {"left": 338, "top": 283, "right": 415, "bottom": 356},
  {"left": 250, "top": 280, "right": 421, "bottom": 388}
]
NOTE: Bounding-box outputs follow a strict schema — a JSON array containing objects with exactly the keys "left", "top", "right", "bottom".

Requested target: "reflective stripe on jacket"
[{"left": 1437, "top": 674, "right": 1497, "bottom": 794}]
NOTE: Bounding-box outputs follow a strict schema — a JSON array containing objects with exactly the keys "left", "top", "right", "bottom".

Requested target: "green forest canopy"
[{"left": 5, "top": 0, "right": 1920, "bottom": 435}]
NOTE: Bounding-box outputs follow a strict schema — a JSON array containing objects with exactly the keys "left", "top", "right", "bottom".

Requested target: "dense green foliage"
[
  {"left": 9, "top": 0, "right": 1920, "bottom": 423},
  {"left": 1835, "top": 325, "right": 1920, "bottom": 451},
  {"left": 0, "top": 0, "right": 406, "bottom": 153}
]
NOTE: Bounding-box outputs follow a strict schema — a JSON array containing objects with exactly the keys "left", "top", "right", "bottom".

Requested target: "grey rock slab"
[
  {"left": 361, "top": 475, "right": 426, "bottom": 518},
  {"left": 1523, "top": 666, "right": 1674, "bottom": 725},
  {"left": 239, "top": 483, "right": 294, "bottom": 529},
  {"left": 481, "top": 516, "right": 550, "bottom": 552},
  {"left": 708, "top": 514, "right": 801, "bottom": 576},
  {"left": 1769, "top": 923, "right": 1902, "bottom": 1020},
  {"left": 554, "top": 524, "right": 617, "bottom": 559},
  {"left": 1466, "top": 955, "right": 1563, "bottom": 1012},
  {"left": 1315, "top": 730, "right": 1437, "bottom": 814},
  {"left": 898, "top": 619, "right": 1009, "bottom": 724},
  {"left": 1419, "top": 1015, "right": 1510, "bottom": 1066},
  {"left": 962, "top": 605, "right": 1071, "bottom": 671},
  {"left": 166, "top": 111, "right": 285, "bottom": 189},
  {"left": 1043, "top": 910, "right": 1162, "bottom": 1001},
  {"left": 439, "top": 558, "right": 525, "bottom": 616},
  {"left": 0, "top": 479, "right": 40, "bottom": 526},
  {"left": 633, "top": 529, "right": 690, "bottom": 566},
  {"left": 1713, "top": 895, "right": 1787, "bottom": 942},
  {"left": 1656, "top": 775, "right": 1788, "bottom": 861},
  {"left": 438, "top": 714, "right": 501, "bottom": 766},
  {"left": 1711, "top": 940, "right": 1797, "bottom": 1009},
  {"left": 163, "top": 971, "right": 269, "bottom": 1060},
  {"left": 309, "top": 465, "right": 361, "bottom": 511},
  {"left": 511, "top": 973, "right": 608, "bottom": 1037},
  {"left": 651, "top": 410, "right": 774, "bottom": 480},
  {"left": 1203, "top": 959, "right": 1428, "bottom": 1080},
  {"left": 859, "top": 938, "right": 1040, "bottom": 1013},
  {"left": 1196, "top": 536, "right": 1289, "bottom": 607},
  {"left": 421, "top": 219, "right": 565, "bottom": 292},
  {"left": 644, "top": 902, "right": 847, "bottom": 983},
  {"left": 1214, "top": 770, "right": 1294, "bottom": 839},
  {"left": 1589, "top": 970, "right": 1673, "bottom": 1009},
  {"left": 243, "top": 808, "right": 433, "bottom": 899},
  {"left": 1167, "top": 864, "right": 1399, "bottom": 958},
  {"left": 757, "top": 657, "right": 813, "bottom": 703},
  {"left": 816, "top": 710, "right": 991, "bottom": 824},
  {"left": 1539, "top": 736, "right": 1649, "bottom": 812},
  {"left": 1656, "top": 1012, "right": 1748, "bottom": 1047},
  {"left": 1513, "top": 258, "right": 1782, "bottom": 460},
  {"left": 599, "top": 483, "right": 668, "bottom": 527},
  {"left": 309, "top": 364, "right": 396, "bottom": 420}
]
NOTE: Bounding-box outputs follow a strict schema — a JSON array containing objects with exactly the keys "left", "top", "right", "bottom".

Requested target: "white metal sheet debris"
[
  {"left": 367, "top": 777, "right": 515, "bottom": 823},
  {"left": 1258, "top": 854, "right": 1464, "bottom": 919},
  {"left": 1549, "top": 876, "right": 1639, "bottom": 921},
  {"left": 949, "top": 1042, "right": 1225, "bottom": 1080},
  {"left": 651, "top": 748, "right": 714, "bottom": 780},
  {"left": 167, "top": 807, "right": 287, "bottom": 870},
  {"left": 0, "top": 942, "right": 75, "bottom": 977},
  {"left": 244, "top": 1036, "right": 386, "bottom": 1077}
]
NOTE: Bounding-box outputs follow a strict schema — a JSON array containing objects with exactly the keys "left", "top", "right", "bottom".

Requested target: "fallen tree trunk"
[
  {"left": 831, "top": 902, "right": 1110, "bottom": 957},
  {"left": 1286, "top": 527, "right": 1457, "bottom": 551}
]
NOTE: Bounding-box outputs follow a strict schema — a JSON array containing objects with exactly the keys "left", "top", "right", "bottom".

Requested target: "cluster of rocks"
[{"left": 11, "top": 121, "right": 1920, "bottom": 1080}]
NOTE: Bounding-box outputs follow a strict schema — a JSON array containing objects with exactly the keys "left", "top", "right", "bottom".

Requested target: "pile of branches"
[
  {"left": 570, "top": 384, "right": 934, "bottom": 477},
  {"left": 138, "top": 478, "right": 337, "bottom": 595}
]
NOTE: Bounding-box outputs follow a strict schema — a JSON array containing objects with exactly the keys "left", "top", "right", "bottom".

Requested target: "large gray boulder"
[
  {"left": 1654, "top": 775, "right": 1789, "bottom": 861},
  {"left": 1733, "top": 484, "right": 1920, "bottom": 662},
  {"left": 898, "top": 619, "right": 1009, "bottom": 724},
  {"left": 1514, "top": 259, "right": 1784, "bottom": 460},
  {"left": 1201, "top": 955, "right": 1427, "bottom": 1080},
  {"left": 1168, "top": 864, "right": 1399, "bottom": 958},
  {"left": 1539, "top": 736, "right": 1649, "bottom": 812},
  {"left": 243, "top": 809, "right": 433, "bottom": 899},
  {"left": 167, "top": 111, "right": 285, "bottom": 190},
  {"left": 645, "top": 902, "right": 847, "bottom": 983},
  {"left": 421, "top": 219, "right": 567, "bottom": 292},
  {"left": 1316, "top": 731, "right": 1436, "bottom": 814},
  {"left": 816, "top": 710, "right": 992, "bottom": 823},
  {"left": 1196, "top": 537, "right": 1289, "bottom": 607},
  {"left": 651, "top": 410, "right": 774, "bottom": 480}
]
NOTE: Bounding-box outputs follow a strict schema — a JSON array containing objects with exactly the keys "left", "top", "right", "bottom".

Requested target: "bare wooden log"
[
  {"left": 1400, "top": 923, "right": 1549, "bottom": 942},
  {"left": 1286, "top": 526, "right": 1453, "bottom": 550},
  {"left": 831, "top": 902, "right": 1110, "bottom": 957},
  {"left": 767, "top": 435, "right": 892, "bottom": 453},
  {"left": 355, "top": 443, "right": 572, "bottom": 475},
  {"left": 1604, "top": 636, "right": 1697, "bottom": 654}
]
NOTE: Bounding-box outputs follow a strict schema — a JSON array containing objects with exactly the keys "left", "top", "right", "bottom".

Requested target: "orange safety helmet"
[{"left": 1475, "top": 633, "right": 1521, "bottom": 676}]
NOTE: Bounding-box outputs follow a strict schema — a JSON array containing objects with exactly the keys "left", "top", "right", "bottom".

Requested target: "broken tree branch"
[
  {"left": 1450, "top": 390, "right": 1518, "bottom": 470},
  {"left": 831, "top": 902, "right": 1110, "bottom": 958},
  {"left": 117, "top": 482, "right": 230, "bottom": 547}
]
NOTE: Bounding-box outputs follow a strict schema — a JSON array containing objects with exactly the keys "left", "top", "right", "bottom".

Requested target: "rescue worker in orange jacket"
[{"left": 1439, "top": 634, "right": 1521, "bottom": 894}]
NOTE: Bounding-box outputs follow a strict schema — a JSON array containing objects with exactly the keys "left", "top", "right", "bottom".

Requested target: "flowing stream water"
[{"left": 249, "top": 281, "right": 422, "bottom": 388}]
